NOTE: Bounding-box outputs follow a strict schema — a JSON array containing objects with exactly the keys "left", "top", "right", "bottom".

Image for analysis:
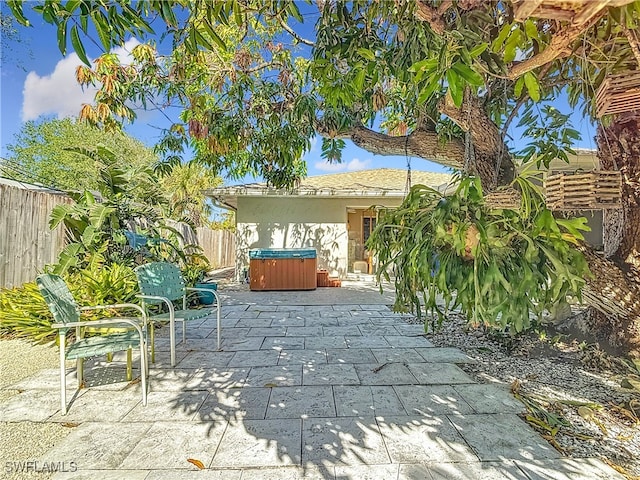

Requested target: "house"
[{"left": 206, "top": 168, "right": 452, "bottom": 279}]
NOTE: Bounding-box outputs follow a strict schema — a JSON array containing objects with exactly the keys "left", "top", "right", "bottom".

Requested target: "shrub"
[
  {"left": 368, "top": 175, "right": 591, "bottom": 333},
  {"left": 0, "top": 282, "right": 54, "bottom": 343}
]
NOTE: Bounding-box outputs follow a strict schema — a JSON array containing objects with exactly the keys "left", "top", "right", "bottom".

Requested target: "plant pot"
[{"left": 195, "top": 282, "right": 218, "bottom": 305}]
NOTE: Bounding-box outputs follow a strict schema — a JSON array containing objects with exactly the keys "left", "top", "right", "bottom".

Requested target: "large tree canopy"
[
  {"left": 8, "top": 0, "right": 640, "bottom": 351},
  {"left": 12, "top": 0, "right": 639, "bottom": 188}
]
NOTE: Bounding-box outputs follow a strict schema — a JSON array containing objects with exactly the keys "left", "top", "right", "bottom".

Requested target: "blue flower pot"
[{"left": 195, "top": 282, "right": 218, "bottom": 305}]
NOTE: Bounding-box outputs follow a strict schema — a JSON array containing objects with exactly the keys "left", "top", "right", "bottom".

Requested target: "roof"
[
  {"left": 206, "top": 168, "right": 453, "bottom": 209},
  {"left": 0, "top": 176, "right": 67, "bottom": 194}
]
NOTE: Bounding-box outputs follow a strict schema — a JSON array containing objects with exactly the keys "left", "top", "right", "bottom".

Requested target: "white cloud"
[
  {"left": 21, "top": 38, "right": 141, "bottom": 122},
  {"left": 314, "top": 157, "right": 372, "bottom": 173}
]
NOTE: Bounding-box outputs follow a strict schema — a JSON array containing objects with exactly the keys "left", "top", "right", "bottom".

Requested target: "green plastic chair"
[
  {"left": 36, "top": 274, "right": 149, "bottom": 415},
  {"left": 134, "top": 262, "right": 221, "bottom": 367}
]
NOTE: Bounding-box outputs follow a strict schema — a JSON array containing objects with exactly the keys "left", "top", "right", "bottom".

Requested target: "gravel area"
[
  {"left": 0, "top": 339, "right": 72, "bottom": 480},
  {"left": 423, "top": 312, "right": 640, "bottom": 479}
]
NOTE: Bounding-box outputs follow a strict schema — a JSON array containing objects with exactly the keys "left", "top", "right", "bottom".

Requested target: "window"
[{"left": 362, "top": 215, "right": 377, "bottom": 243}]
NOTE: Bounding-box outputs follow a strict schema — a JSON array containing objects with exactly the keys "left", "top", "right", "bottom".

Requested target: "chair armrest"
[
  {"left": 136, "top": 294, "right": 175, "bottom": 316},
  {"left": 51, "top": 318, "right": 145, "bottom": 332},
  {"left": 80, "top": 304, "right": 147, "bottom": 324},
  {"left": 136, "top": 294, "right": 171, "bottom": 304}
]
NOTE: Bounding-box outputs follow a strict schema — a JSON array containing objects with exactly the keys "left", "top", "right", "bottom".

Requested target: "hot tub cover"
[{"left": 249, "top": 248, "right": 317, "bottom": 259}]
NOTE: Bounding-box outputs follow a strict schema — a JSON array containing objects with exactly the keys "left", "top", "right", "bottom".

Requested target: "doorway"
[{"left": 347, "top": 208, "right": 377, "bottom": 274}]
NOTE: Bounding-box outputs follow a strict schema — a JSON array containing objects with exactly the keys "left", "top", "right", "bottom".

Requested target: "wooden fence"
[
  {"left": 0, "top": 183, "right": 236, "bottom": 289},
  {"left": 0, "top": 183, "right": 73, "bottom": 289},
  {"left": 167, "top": 220, "right": 236, "bottom": 269}
]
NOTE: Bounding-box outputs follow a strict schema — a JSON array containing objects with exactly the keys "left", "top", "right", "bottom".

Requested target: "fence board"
[
  {"left": 0, "top": 184, "right": 72, "bottom": 289},
  {"left": 196, "top": 227, "right": 236, "bottom": 269},
  {"left": 163, "top": 220, "right": 235, "bottom": 269}
]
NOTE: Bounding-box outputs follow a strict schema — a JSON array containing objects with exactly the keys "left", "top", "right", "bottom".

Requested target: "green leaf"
[
  {"left": 356, "top": 48, "right": 376, "bottom": 61},
  {"left": 469, "top": 43, "right": 488, "bottom": 58},
  {"left": 88, "top": 205, "right": 116, "bottom": 229},
  {"left": 524, "top": 19, "right": 539, "bottom": 41},
  {"left": 7, "top": 1, "right": 31, "bottom": 26},
  {"left": 287, "top": 1, "right": 304, "bottom": 23},
  {"left": 354, "top": 68, "right": 366, "bottom": 90},
  {"left": 523, "top": 72, "right": 540, "bottom": 102},
  {"left": 491, "top": 23, "right": 513, "bottom": 52},
  {"left": 514, "top": 76, "right": 525, "bottom": 97},
  {"left": 202, "top": 18, "right": 227, "bottom": 49},
  {"left": 49, "top": 204, "right": 75, "bottom": 230},
  {"left": 70, "top": 25, "right": 91, "bottom": 66},
  {"left": 52, "top": 243, "right": 82, "bottom": 275},
  {"left": 446, "top": 69, "right": 463, "bottom": 107},
  {"left": 57, "top": 21, "right": 68, "bottom": 55},
  {"left": 92, "top": 11, "right": 112, "bottom": 51},
  {"left": 503, "top": 28, "right": 521, "bottom": 63},
  {"left": 451, "top": 62, "right": 484, "bottom": 87},
  {"left": 159, "top": 0, "right": 177, "bottom": 27},
  {"left": 81, "top": 225, "right": 99, "bottom": 247},
  {"left": 417, "top": 77, "right": 440, "bottom": 104}
]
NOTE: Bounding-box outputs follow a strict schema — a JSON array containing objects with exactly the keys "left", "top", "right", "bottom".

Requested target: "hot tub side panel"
[{"left": 250, "top": 257, "right": 318, "bottom": 291}]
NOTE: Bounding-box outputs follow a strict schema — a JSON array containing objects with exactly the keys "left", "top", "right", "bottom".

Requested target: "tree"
[
  {"left": 8, "top": 1, "right": 640, "bottom": 353},
  {"left": 159, "top": 162, "right": 223, "bottom": 228},
  {"left": 2, "top": 118, "right": 157, "bottom": 191},
  {"left": 2, "top": 117, "right": 225, "bottom": 229}
]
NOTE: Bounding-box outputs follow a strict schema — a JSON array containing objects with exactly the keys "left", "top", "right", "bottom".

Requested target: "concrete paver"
[
  {"left": 198, "top": 387, "right": 270, "bottom": 421},
  {"left": 449, "top": 413, "right": 562, "bottom": 462},
  {"left": 212, "top": 418, "right": 302, "bottom": 467},
  {"left": 301, "top": 417, "right": 390, "bottom": 465},
  {"left": 333, "top": 386, "right": 406, "bottom": 417},
  {"left": 266, "top": 386, "right": 336, "bottom": 419},
  {"left": 0, "top": 283, "right": 626, "bottom": 480},
  {"left": 393, "top": 384, "right": 474, "bottom": 416}
]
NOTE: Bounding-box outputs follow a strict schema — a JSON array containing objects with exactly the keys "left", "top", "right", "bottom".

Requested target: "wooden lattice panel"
[
  {"left": 595, "top": 72, "right": 640, "bottom": 118},
  {"left": 513, "top": 0, "right": 635, "bottom": 24},
  {"left": 545, "top": 171, "right": 622, "bottom": 210},
  {"left": 485, "top": 189, "right": 521, "bottom": 210}
]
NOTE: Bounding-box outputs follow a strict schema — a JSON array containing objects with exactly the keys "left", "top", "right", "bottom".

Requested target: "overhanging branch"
[{"left": 327, "top": 125, "right": 465, "bottom": 168}]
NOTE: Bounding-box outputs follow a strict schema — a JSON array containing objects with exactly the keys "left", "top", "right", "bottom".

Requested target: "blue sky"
[{"left": 0, "top": 5, "right": 598, "bottom": 188}]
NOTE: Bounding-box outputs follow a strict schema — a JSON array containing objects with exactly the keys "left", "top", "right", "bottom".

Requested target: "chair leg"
[
  {"left": 216, "top": 302, "right": 221, "bottom": 351},
  {"left": 170, "top": 316, "right": 176, "bottom": 367},
  {"left": 139, "top": 341, "right": 147, "bottom": 407},
  {"left": 150, "top": 323, "right": 155, "bottom": 364},
  {"left": 126, "top": 348, "right": 133, "bottom": 381},
  {"left": 59, "top": 333, "right": 67, "bottom": 415},
  {"left": 77, "top": 358, "right": 84, "bottom": 388}
]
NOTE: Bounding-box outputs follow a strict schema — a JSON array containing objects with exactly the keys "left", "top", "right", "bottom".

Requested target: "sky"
[{"left": 0, "top": 4, "right": 599, "bottom": 189}]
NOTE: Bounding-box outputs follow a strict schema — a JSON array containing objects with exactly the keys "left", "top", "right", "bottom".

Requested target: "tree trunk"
[{"left": 585, "top": 110, "right": 640, "bottom": 357}]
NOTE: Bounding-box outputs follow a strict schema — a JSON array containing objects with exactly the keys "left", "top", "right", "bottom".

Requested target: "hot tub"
[{"left": 249, "top": 248, "right": 317, "bottom": 291}]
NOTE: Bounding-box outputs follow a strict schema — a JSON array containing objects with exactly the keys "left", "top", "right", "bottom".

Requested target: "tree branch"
[
  {"left": 414, "top": 0, "right": 448, "bottom": 34},
  {"left": 507, "top": 13, "right": 605, "bottom": 80},
  {"left": 439, "top": 92, "right": 515, "bottom": 189},
  {"left": 278, "top": 17, "right": 315, "bottom": 46},
  {"left": 326, "top": 125, "right": 465, "bottom": 168},
  {"left": 621, "top": 23, "right": 640, "bottom": 67}
]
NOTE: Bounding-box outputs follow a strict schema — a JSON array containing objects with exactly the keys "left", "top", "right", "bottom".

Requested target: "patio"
[{"left": 0, "top": 282, "right": 624, "bottom": 479}]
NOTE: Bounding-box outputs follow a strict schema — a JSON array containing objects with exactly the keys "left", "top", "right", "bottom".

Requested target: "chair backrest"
[
  {"left": 134, "top": 262, "right": 186, "bottom": 304},
  {"left": 36, "top": 274, "right": 81, "bottom": 325}
]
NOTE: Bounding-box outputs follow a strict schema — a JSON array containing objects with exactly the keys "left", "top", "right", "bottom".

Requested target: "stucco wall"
[{"left": 235, "top": 196, "right": 403, "bottom": 279}]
